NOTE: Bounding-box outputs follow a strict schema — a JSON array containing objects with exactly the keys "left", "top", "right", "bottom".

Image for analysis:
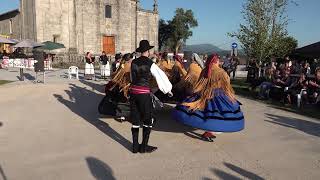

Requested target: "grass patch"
[
  {"left": 0, "top": 80, "right": 12, "bottom": 86},
  {"left": 231, "top": 78, "right": 320, "bottom": 119}
]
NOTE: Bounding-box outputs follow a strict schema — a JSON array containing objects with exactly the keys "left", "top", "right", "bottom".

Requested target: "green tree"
[
  {"left": 158, "top": 19, "right": 172, "bottom": 51},
  {"left": 168, "top": 8, "right": 198, "bottom": 53},
  {"left": 274, "top": 36, "right": 298, "bottom": 57},
  {"left": 230, "top": 0, "right": 298, "bottom": 64}
]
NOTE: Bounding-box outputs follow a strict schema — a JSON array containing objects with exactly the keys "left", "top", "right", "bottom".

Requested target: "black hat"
[
  {"left": 115, "top": 53, "right": 122, "bottom": 60},
  {"left": 136, "top": 40, "right": 154, "bottom": 53}
]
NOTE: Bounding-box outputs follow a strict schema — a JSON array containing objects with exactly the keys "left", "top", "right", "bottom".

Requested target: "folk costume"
[
  {"left": 172, "top": 54, "right": 245, "bottom": 141},
  {"left": 130, "top": 40, "right": 172, "bottom": 153},
  {"left": 98, "top": 54, "right": 132, "bottom": 119},
  {"left": 172, "top": 55, "right": 187, "bottom": 84},
  {"left": 100, "top": 52, "right": 111, "bottom": 78},
  {"left": 85, "top": 52, "right": 95, "bottom": 80},
  {"left": 158, "top": 52, "right": 175, "bottom": 82},
  {"left": 175, "top": 53, "right": 204, "bottom": 99}
]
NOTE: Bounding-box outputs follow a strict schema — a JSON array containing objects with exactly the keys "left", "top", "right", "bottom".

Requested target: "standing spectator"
[
  {"left": 222, "top": 54, "right": 231, "bottom": 72},
  {"left": 230, "top": 56, "right": 239, "bottom": 79}
]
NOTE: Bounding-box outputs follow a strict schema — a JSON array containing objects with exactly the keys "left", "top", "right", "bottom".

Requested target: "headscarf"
[
  {"left": 204, "top": 53, "right": 220, "bottom": 78},
  {"left": 192, "top": 53, "right": 204, "bottom": 69},
  {"left": 174, "top": 55, "right": 184, "bottom": 65}
]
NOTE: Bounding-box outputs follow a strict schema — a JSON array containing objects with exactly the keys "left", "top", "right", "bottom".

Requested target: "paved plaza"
[{"left": 0, "top": 69, "right": 320, "bottom": 180}]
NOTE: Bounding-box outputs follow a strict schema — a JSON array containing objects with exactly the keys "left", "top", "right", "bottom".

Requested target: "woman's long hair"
[{"left": 182, "top": 54, "right": 236, "bottom": 111}]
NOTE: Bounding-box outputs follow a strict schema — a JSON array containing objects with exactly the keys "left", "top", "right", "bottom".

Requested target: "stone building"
[{"left": 0, "top": 0, "right": 159, "bottom": 54}]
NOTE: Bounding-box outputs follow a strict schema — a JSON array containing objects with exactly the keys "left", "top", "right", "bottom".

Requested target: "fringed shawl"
[
  {"left": 182, "top": 64, "right": 236, "bottom": 111},
  {"left": 176, "top": 62, "right": 202, "bottom": 90},
  {"left": 110, "top": 62, "right": 131, "bottom": 98}
]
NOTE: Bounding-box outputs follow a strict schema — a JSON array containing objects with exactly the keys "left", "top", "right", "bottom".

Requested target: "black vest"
[{"left": 131, "top": 56, "right": 153, "bottom": 87}]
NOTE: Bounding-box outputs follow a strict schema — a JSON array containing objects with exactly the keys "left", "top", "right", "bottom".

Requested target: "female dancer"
[
  {"left": 175, "top": 53, "right": 204, "bottom": 100},
  {"left": 99, "top": 53, "right": 133, "bottom": 119},
  {"left": 172, "top": 54, "right": 245, "bottom": 142},
  {"left": 85, "top": 52, "right": 95, "bottom": 80}
]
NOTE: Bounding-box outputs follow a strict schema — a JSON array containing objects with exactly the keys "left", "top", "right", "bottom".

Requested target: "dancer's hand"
[{"left": 168, "top": 91, "right": 173, "bottom": 97}]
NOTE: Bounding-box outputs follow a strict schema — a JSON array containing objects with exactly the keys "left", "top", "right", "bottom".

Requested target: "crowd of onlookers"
[{"left": 246, "top": 56, "right": 320, "bottom": 107}]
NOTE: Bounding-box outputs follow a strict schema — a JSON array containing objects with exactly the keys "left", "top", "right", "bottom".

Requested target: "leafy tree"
[
  {"left": 158, "top": 19, "right": 172, "bottom": 51},
  {"left": 274, "top": 36, "right": 298, "bottom": 58},
  {"left": 230, "top": 0, "right": 298, "bottom": 64},
  {"left": 168, "top": 8, "right": 198, "bottom": 53}
]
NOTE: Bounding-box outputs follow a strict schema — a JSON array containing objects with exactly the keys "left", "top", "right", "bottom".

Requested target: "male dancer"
[{"left": 130, "top": 40, "right": 172, "bottom": 153}]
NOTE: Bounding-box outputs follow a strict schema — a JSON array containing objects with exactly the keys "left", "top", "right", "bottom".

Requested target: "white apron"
[
  {"left": 100, "top": 62, "right": 111, "bottom": 77},
  {"left": 85, "top": 63, "right": 94, "bottom": 75}
]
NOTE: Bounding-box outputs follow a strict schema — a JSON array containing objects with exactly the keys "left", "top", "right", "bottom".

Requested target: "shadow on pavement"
[
  {"left": 24, "top": 73, "right": 36, "bottom": 80},
  {"left": 223, "top": 162, "right": 264, "bottom": 180},
  {"left": 80, "top": 80, "right": 105, "bottom": 94},
  {"left": 203, "top": 162, "right": 265, "bottom": 180},
  {"left": 153, "top": 104, "right": 195, "bottom": 133},
  {"left": 265, "top": 113, "right": 320, "bottom": 137},
  {"left": 0, "top": 122, "right": 2, "bottom": 127},
  {"left": 53, "top": 83, "right": 132, "bottom": 152},
  {"left": 0, "top": 165, "right": 7, "bottom": 180},
  {"left": 184, "top": 131, "right": 204, "bottom": 141},
  {"left": 86, "top": 157, "right": 116, "bottom": 180}
]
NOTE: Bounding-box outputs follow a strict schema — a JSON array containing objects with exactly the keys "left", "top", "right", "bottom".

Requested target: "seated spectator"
[
  {"left": 246, "top": 59, "right": 259, "bottom": 84},
  {"left": 308, "top": 67, "right": 320, "bottom": 104},
  {"left": 289, "top": 73, "right": 309, "bottom": 104},
  {"left": 258, "top": 68, "right": 274, "bottom": 99},
  {"left": 303, "top": 62, "right": 311, "bottom": 75}
]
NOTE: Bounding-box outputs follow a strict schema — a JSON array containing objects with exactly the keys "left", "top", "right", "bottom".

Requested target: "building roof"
[
  {"left": 0, "top": 9, "right": 20, "bottom": 21},
  {"left": 294, "top": 41, "right": 320, "bottom": 58}
]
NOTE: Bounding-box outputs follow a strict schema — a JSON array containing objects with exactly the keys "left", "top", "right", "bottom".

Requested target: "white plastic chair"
[{"left": 68, "top": 66, "right": 79, "bottom": 80}]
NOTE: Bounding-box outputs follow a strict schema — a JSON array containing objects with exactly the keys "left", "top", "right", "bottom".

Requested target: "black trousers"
[{"left": 130, "top": 93, "right": 153, "bottom": 127}]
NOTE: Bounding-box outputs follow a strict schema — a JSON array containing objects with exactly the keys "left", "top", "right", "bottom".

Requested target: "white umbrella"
[
  {"left": 0, "top": 36, "right": 15, "bottom": 44},
  {"left": 13, "top": 39, "right": 44, "bottom": 48}
]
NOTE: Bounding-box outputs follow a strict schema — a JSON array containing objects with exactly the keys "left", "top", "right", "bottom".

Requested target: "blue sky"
[{"left": 1, "top": 0, "right": 319, "bottom": 49}]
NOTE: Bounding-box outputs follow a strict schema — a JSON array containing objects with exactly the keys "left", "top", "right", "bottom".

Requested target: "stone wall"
[
  {"left": 137, "top": 9, "right": 159, "bottom": 52},
  {"left": 18, "top": 0, "right": 158, "bottom": 56},
  {"left": 0, "top": 10, "right": 21, "bottom": 39},
  {"left": 21, "top": 0, "right": 37, "bottom": 40}
]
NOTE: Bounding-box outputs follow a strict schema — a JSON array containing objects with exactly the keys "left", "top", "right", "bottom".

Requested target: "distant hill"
[
  {"left": 184, "top": 44, "right": 224, "bottom": 54},
  {"left": 184, "top": 43, "right": 245, "bottom": 56}
]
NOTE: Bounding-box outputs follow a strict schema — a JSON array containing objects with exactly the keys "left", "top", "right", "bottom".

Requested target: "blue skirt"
[{"left": 172, "top": 90, "right": 245, "bottom": 132}]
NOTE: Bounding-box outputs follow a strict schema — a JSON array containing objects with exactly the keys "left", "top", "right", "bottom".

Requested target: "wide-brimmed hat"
[{"left": 136, "top": 40, "right": 154, "bottom": 53}]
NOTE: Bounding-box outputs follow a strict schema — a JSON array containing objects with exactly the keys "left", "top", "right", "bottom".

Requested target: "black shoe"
[
  {"left": 140, "top": 145, "right": 157, "bottom": 153},
  {"left": 140, "top": 127, "right": 157, "bottom": 153}
]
